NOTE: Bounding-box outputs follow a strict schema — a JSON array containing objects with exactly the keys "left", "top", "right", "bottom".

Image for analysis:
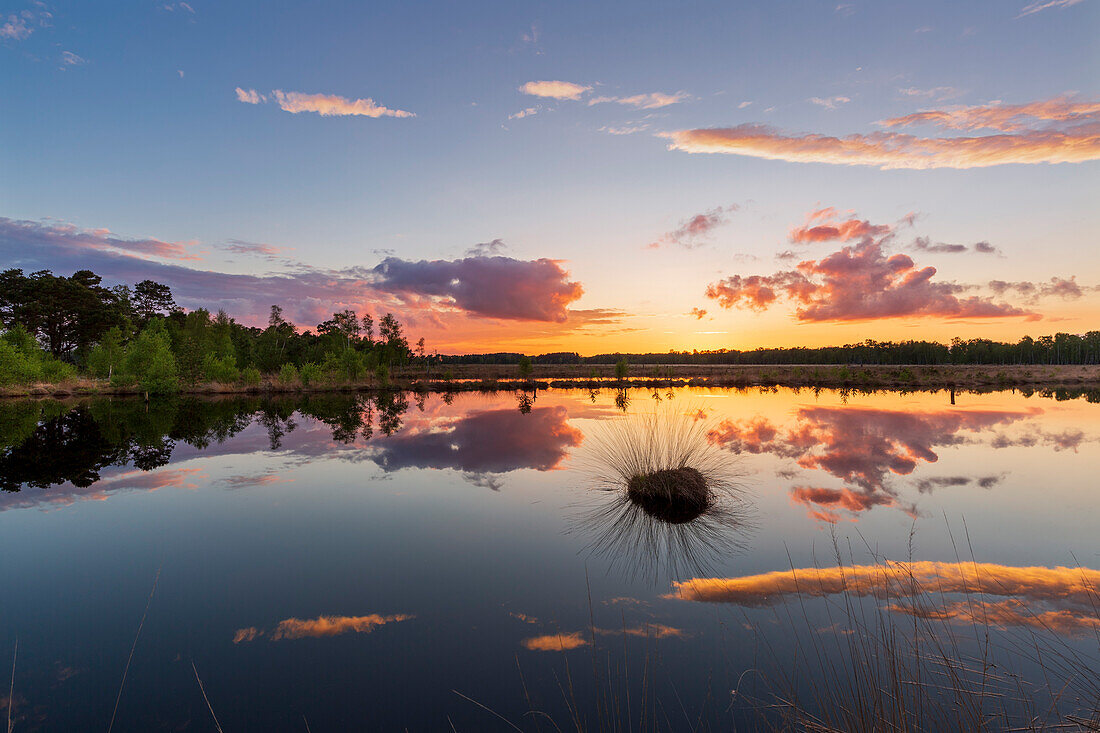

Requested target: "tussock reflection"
[
  {"left": 669, "top": 561, "right": 1100, "bottom": 634},
  {"left": 576, "top": 407, "right": 752, "bottom": 582}
]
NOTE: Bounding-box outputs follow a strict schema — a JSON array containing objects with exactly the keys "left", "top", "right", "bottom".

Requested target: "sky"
[{"left": 2, "top": 0, "right": 1098, "bottom": 354}]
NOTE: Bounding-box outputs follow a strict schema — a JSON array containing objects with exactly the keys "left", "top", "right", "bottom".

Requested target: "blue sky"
[{"left": 2, "top": 0, "right": 1098, "bottom": 352}]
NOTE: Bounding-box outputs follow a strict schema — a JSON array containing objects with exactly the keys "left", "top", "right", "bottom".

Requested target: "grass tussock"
[{"left": 575, "top": 405, "right": 752, "bottom": 583}]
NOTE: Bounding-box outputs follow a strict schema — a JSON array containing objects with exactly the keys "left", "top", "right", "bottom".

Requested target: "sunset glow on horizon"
[{"left": 2, "top": 1, "right": 1096, "bottom": 354}]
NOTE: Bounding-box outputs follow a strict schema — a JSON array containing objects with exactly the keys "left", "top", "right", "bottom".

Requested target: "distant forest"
[
  {"left": 443, "top": 331, "right": 1100, "bottom": 367},
  {"left": 1, "top": 268, "right": 1098, "bottom": 395}
]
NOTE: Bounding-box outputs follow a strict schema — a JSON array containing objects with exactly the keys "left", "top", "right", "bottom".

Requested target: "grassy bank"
[{"left": 3, "top": 363, "right": 1100, "bottom": 399}]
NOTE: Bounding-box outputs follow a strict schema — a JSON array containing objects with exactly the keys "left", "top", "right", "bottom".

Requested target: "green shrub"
[
  {"left": 374, "top": 362, "right": 389, "bottom": 386},
  {"left": 615, "top": 358, "right": 629, "bottom": 381},
  {"left": 517, "top": 355, "right": 532, "bottom": 378},
  {"left": 337, "top": 349, "right": 365, "bottom": 381},
  {"left": 241, "top": 366, "right": 262, "bottom": 386},
  {"left": 40, "top": 359, "right": 77, "bottom": 382},
  {"left": 122, "top": 320, "right": 179, "bottom": 394},
  {"left": 203, "top": 354, "right": 240, "bottom": 383},
  {"left": 88, "top": 327, "right": 125, "bottom": 379},
  {"left": 0, "top": 338, "right": 42, "bottom": 385},
  {"left": 299, "top": 361, "right": 322, "bottom": 386},
  {"left": 278, "top": 362, "right": 299, "bottom": 385}
]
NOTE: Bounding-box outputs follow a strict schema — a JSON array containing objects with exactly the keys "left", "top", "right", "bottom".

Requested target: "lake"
[{"left": 1, "top": 386, "right": 1097, "bottom": 730}]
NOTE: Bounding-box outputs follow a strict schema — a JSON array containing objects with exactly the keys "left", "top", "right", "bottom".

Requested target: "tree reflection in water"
[{"left": 0, "top": 393, "right": 414, "bottom": 494}]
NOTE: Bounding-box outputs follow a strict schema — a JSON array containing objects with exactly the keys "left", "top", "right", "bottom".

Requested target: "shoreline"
[{"left": 3, "top": 363, "right": 1099, "bottom": 400}]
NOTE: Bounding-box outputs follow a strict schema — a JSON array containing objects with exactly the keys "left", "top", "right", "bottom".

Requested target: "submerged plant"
[{"left": 575, "top": 404, "right": 752, "bottom": 582}]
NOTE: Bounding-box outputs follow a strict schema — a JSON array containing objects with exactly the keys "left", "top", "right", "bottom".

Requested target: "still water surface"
[{"left": 0, "top": 387, "right": 1097, "bottom": 730}]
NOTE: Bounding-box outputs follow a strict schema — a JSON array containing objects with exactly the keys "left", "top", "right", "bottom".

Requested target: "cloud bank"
[{"left": 664, "top": 96, "right": 1100, "bottom": 169}]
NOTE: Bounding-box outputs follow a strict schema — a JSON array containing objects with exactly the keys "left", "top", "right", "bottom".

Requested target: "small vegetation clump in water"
[
  {"left": 577, "top": 403, "right": 752, "bottom": 582},
  {"left": 625, "top": 466, "right": 709, "bottom": 523}
]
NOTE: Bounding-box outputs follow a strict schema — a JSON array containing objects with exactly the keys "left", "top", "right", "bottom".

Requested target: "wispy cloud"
[
  {"left": 508, "top": 106, "right": 541, "bottom": 120},
  {"left": 0, "top": 216, "right": 200, "bottom": 261},
  {"left": 0, "top": 13, "right": 31, "bottom": 40},
  {"left": 664, "top": 96, "right": 1100, "bottom": 169},
  {"left": 235, "top": 88, "right": 416, "bottom": 118},
  {"left": 912, "top": 236, "right": 1001, "bottom": 255},
  {"left": 589, "top": 91, "right": 690, "bottom": 109},
  {"left": 220, "top": 239, "right": 285, "bottom": 259},
  {"left": 235, "top": 87, "right": 265, "bottom": 104},
  {"left": 808, "top": 95, "right": 851, "bottom": 110},
  {"left": 465, "top": 238, "right": 507, "bottom": 257},
  {"left": 648, "top": 204, "right": 738, "bottom": 250},
  {"left": 1015, "top": 0, "right": 1086, "bottom": 18},
  {"left": 519, "top": 80, "right": 591, "bottom": 100}
]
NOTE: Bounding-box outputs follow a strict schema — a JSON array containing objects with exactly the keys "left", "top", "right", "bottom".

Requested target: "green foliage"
[
  {"left": 337, "top": 348, "right": 365, "bottom": 381},
  {"left": 615, "top": 358, "right": 630, "bottom": 381},
  {"left": 241, "top": 366, "right": 262, "bottom": 387},
  {"left": 88, "top": 327, "right": 125, "bottom": 379},
  {"left": 0, "top": 325, "right": 77, "bottom": 385},
  {"left": 0, "top": 269, "right": 126, "bottom": 358},
  {"left": 517, "top": 355, "right": 533, "bottom": 378},
  {"left": 203, "top": 354, "right": 240, "bottom": 383},
  {"left": 278, "top": 362, "right": 299, "bottom": 385},
  {"left": 299, "top": 361, "right": 323, "bottom": 386},
  {"left": 121, "top": 319, "right": 179, "bottom": 394},
  {"left": 0, "top": 338, "right": 42, "bottom": 385},
  {"left": 374, "top": 362, "right": 389, "bottom": 386}
]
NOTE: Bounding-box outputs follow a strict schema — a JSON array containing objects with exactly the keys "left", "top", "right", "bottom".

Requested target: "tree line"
[
  {"left": 0, "top": 268, "right": 423, "bottom": 393},
  {"left": 441, "top": 334, "right": 1100, "bottom": 367}
]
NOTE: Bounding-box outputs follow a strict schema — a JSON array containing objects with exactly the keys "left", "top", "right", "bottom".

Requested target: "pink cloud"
[
  {"left": 0, "top": 216, "right": 200, "bottom": 261},
  {"left": 789, "top": 210, "right": 892, "bottom": 243},
  {"left": 878, "top": 96, "right": 1100, "bottom": 132},
  {"left": 649, "top": 205, "right": 738, "bottom": 249},
  {"left": 372, "top": 256, "right": 583, "bottom": 322},
  {"left": 705, "top": 237, "right": 1035, "bottom": 321},
  {"left": 0, "top": 217, "right": 589, "bottom": 330}
]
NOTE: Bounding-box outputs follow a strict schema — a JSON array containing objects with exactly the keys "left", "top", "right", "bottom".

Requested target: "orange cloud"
[
  {"left": 663, "top": 97, "right": 1100, "bottom": 169},
  {"left": 271, "top": 613, "right": 414, "bottom": 640},
  {"left": 522, "top": 632, "right": 588, "bottom": 651},
  {"left": 669, "top": 562, "right": 1100, "bottom": 636},
  {"left": 234, "top": 613, "right": 413, "bottom": 642},
  {"left": 520, "top": 624, "right": 687, "bottom": 651},
  {"left": 232, "top": 627, "right": 262, "bottom": 643}
]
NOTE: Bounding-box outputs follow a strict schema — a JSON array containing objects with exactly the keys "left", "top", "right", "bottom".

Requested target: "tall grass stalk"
[{"left": 106, "top": 567, "right": 160, "bottom": 733}]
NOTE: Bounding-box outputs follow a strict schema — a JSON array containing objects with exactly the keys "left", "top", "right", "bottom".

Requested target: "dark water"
[{"left": 0, "top": 387, "right": 1097, "bottom": 730}]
